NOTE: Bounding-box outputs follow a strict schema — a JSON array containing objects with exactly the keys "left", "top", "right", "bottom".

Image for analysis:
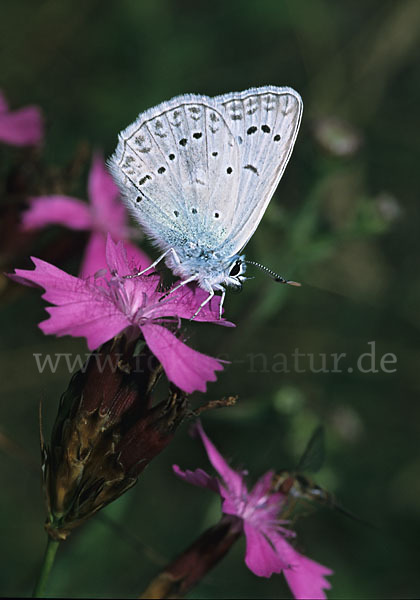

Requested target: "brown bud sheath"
[
  {"left": 41, "top": 334, "right": 188, "bottom": 541},
  {"left": 139, "top": 515, "right": 242, "bottom": 599}
]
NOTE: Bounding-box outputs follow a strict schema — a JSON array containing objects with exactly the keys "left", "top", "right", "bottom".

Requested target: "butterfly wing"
[
  {"left": 108, "top": 94, "right": 241, "bottom": 255},
  {"left": 214, "top": 86, "right": 303, "bottom": 253}
]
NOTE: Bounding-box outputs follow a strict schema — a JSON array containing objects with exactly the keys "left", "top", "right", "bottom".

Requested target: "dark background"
[{"left": 1, "top": 1, "right": 420, "bottom": 598}]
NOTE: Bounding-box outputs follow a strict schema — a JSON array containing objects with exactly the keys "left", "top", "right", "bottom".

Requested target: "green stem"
[{"left": 32, "top": 536, "right": 60, "bottom": 598}]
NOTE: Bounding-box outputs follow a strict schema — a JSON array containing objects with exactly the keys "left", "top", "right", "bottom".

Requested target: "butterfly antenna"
[{"left": 245, "top": 261, "right": 301, "bottom": 287}]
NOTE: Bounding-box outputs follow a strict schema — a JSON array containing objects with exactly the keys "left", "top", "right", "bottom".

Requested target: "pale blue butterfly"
[{"left": 108, "top": 86, "right": 303, "bottom": 317}]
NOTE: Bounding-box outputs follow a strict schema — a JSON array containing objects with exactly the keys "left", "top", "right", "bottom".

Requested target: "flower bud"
[{"left": 41, "top": 334, "right": 187, "bottom": 540}]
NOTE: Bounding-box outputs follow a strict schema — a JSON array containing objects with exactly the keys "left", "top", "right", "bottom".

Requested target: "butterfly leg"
[
  {"left": 190, "top": 283, "right": 215, "bottom": 321},
  {"left": 125, "top": 247, "right": 181, "bottom": 279},
  {"left": 158, "top": 275, "right": 198, "bottom": 302},
  {"left": 215, "top": 285, "right": 226, "bottom": 319}
]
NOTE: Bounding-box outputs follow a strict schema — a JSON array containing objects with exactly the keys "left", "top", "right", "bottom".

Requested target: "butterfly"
[{"left": 108, "top": 86, "right": 303, "bottom": 317}]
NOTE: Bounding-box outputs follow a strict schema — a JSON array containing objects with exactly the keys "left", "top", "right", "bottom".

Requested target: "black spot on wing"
[
  {"left": 244, "top": 164, "right": 259, "bottom": 176},
  {"left": 139, "top": 174, "right": 152, "bottom": 186}
]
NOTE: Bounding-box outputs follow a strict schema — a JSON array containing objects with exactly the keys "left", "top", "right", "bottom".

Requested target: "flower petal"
[
  {"left": 40, "top": 304, "right": 129, "bottom": 350},
  {"left": 105, "top": 235, "right": 133, "bottom": 277},
  {"left": 82, "top": 233, "right": 151, "bottom": 280},
  {"left": 141, "top": 323, "right": 224, "bottom": 393},
  {"left": 11, "top": 257, "right": 130, "bottom": 349},
  {"left": 79, "top": 231, "right": 108, "bottom": 278},
  {"left": 0, "top": 104, "right": 43, "bottom": 146},
  {"left": 194, "top": 422, "right": 245, "bottom": 500},
  {"left": 249, "top": 470, "right": 275, "bottom": 501},
  {"left": 21, "top": 196, "right": 93, "bottom": 231},
  {"left": 13, "top": 257, "right": 91, "bottom": 304},
  {"left": 283, "top": 545, "right": 333, "bottom": 600},
  {"left": 244, "top": 523, "right": 333, "bottom": 598},
  {"left": 150, "top": 284, "right": 235, "bottom": 327},
  {"left": 88, "top": 153, "right": 128, "bottom": 238},
  {"left": 244, "top": 522, "right": 290, "bottom": 577},
  {"left": 246, "top": 471, "right": 287, "bottom": 524},
  {"left": 88, "top": 153, "right": 119, "bottom": 210},
  {"left": 172, "top": 465, "right": 219, "bottom": 492},
  {"left": 124, "top": 241, "right": 152, "bottom": 271}
]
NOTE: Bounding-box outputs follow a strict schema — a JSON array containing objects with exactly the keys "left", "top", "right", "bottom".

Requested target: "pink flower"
[
  {"left": 173, "top": 423, "right": 333, "bottom": 599},
  {"left": 21, "top": 153, "right": 149, "bottom": 278},
  {"left": 0, "top": 90, "right": 44, "bottom": 146},
  {"left": 11, "top": 236, "right": 234, "bottom": 394}
]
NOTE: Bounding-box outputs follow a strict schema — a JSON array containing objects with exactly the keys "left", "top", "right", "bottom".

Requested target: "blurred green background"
[{"left": 1, "top": 0, "right": 420, "bottom": 598}]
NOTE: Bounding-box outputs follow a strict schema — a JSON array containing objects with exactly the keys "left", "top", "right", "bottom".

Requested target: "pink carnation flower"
[
  {"left": 174, "top": 423, "right": 333, "bottom": 599},
  {"left": 0, "top": 90, "right": 44, "bottom": 146},
  {"left": 21, "top": 153, "right": 149, "bottom": 278},
  {"left": 11, "top": 235, "right": 234, "bottom": 394}
]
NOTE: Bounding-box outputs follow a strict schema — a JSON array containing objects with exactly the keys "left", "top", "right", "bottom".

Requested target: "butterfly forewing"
[
  {"left": 109, "top": 95, "right": 240, "bottom": 253},
  {"left": 215, "top": 86, "right": 303, "bottom": 253}
]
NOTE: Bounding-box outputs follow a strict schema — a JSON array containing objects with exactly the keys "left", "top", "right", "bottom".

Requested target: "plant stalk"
[{"left": 32, "top": 536, "right": 60, "bottom": 598}]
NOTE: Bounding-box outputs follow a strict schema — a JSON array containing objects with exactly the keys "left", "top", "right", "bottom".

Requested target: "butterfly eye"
[{"left": 229, "top": 261, "right": 242, "bottom": 277}]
